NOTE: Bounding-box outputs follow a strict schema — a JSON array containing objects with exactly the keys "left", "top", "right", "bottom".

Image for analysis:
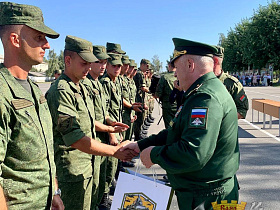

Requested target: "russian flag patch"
[{"left": 189, "top": 108, "right": 208, "bottom": 129}]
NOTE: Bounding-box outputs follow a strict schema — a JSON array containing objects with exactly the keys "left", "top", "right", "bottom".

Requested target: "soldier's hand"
[
  {"left": 110, "top": 121, "right": 129, "bottom": 129},
  {"left": 131, "top": 102, "right": 142, "bottom": 112},
  {"left": 51, "top": 195, "right": 64, "bottom": 210},
  {"left": 143, "top": 104, "right": 149, "bottom": 110},
  {"left": 111, "top": 125, "right": 128, "bottom": 133},
  {"left": 114, "top": 141, "right": 139, "bottom": 161},
  {"left": 109, "top": 134, "right": 118, "bottom": 146},
  {"left": 120, "top": 141, "right": 140, "bottom": 153}
]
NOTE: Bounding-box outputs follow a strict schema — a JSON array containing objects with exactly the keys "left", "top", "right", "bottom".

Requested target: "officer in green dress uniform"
[
  {"left": 154, "top": 61, "right": 177, "bottom": 128},
  {"left": 0, "top": 2, "right": 64, "bottom": 209},
  {"left": 46, "top": 36, "right": 135, "bottom": 210},
  {"left": 123, "top": 38, "right": 240, "bottom": 210},
  {"left": 213, "top": 46, "right": 249, "bottom": 119}
]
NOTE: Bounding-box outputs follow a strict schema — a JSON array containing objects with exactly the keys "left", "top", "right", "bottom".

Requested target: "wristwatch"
[{"left": 54, "top": 188, "right": 61, "bottom": 196}]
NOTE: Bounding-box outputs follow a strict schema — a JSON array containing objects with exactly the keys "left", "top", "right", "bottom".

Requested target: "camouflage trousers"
[{"left": 60, "top": 176, "right": 93, "bottom": 210}]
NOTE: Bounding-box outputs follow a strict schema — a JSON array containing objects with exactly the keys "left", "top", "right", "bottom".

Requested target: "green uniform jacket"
[
  {"left": 138, "top": 72, "right": 240, "bottom": 191},
  {"left": 218, "top": 71, "right": 249, "bottom": 118},
  {"left": 46, "top": 73, "right": 96, "bottom": 183},
  {"left": 133, "top": 69, "right": 146, "bottom": 103},
  {"left": 155, "top": 71, "right": 177, "bottom": 109},
  {"left": 0, "top": 65, "right": 56, "bottom": 209},
  {"left": 100, "top": 74, "right": 123, "bottom": 123},
  {"left": 82, "top": 75, "right": 109, "bottom": 143}
]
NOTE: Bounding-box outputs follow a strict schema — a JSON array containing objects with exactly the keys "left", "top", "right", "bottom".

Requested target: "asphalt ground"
[{"left": 39, "top": 83, "right": 280, "bottom": 210}]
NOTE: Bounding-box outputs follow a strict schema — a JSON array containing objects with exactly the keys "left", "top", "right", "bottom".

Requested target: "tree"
[
  {"left": 45, "top": 49, "right": 64, "bottom": 76},
  {"left": 151, "top": 55, "right": 162, "bottom": 73}
]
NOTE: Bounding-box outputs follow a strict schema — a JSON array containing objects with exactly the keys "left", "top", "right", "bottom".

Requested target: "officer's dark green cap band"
[
  {"left": 93, "top": 45, "right": 110, "bottom": 60},
  {"left": 122, "top": 55, "right": 130, "bottom": 65},
  {"left": 0, "top": 2, "right": 59, "bottom": 39},
  {"left": 108, "top": 53, "right": 123, "bottom": 66},
  {"left": 140, "top": 59, "right": 151, "bottom": 65},
  {"left": 129, "top": 59, "right": 137, "bottom": 68},
  {"left": 171, "top": 38, "right": 218, "bottom": 64},
  {"left": 106, "top": 42, "right": 126, "bottom": 54},
  {"left": 214, "top": 45, "right": 224, "bottom": 58},
  {"left": 65, "top": 35, "right": 98, "bottom": 63}
]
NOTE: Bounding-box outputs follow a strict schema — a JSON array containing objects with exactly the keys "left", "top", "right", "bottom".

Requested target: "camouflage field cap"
[
  {"left": 93, "top": 45, "right": 110, "bottom": 60},
  {"left": 213, "top": 45, "right": 224, "bottom": 58},
  {"left": 171, "top": 38, "right": 218, "bottom": 63},
  {"left": 106, "top": 42, "right": 126, "bottom": 54},
  {"left": 129, "top": 59, "right": 137, "bottom": 68},
  {"left": 122, "top": 55, "right": 130, "bottom": 65},
  {"left": 140, "top": 59, "right": 151, "bottom": 65},
  {"left": 108, "top": 53, "right": 123, "bottom": 66},
  {"left": 0, "top": 2, "right": 59, "bottom": 39},
  {"left": 65, "top": 35, "right": 97, "bottom": 63}
]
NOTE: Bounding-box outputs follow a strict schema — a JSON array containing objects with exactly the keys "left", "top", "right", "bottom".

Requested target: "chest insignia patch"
[{"left": 189, "top": 108, "right": 208, "bottom": 129}]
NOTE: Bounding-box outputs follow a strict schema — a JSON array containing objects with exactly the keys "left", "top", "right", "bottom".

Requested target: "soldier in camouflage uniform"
[
  {"left": 213, "top": 46, "right": 249, "bottom": 119},
  {"left": 81, "top": 45, "right": 129, "bottom": 210},
  {"left": 133, "top": 59, "right": 151, "bottom": 140},
  {"left": 0, "top": 2, "right": 64, "bottom": 209},
  {"left": 46, "top": 36, "right": 135, "bottom": 210},
  {"left": 154, "top": 61, "right": 178, "bottom": 128},
  {"left": 123, "top": 59, "right": 138, "bottom": 140}
]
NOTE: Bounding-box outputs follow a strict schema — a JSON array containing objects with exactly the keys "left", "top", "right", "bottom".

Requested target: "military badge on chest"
[{"left": 189, "top": 108, "right": 208, "bottom": 129}]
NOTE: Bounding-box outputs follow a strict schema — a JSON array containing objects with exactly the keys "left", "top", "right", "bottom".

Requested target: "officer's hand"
[
  {"left": 140, "top": 146, "right": 155, "bottom": 168},
  {"left": 51, "top": 195, "right": 64, "bottom": 210}
]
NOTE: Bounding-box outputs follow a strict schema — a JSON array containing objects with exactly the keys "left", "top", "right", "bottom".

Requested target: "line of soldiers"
[{"left": 0, "top": 2, "right": 158, "bottom": 210}]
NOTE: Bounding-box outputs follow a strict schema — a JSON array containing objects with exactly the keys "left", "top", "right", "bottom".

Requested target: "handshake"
[{"left": 113, "top": 141, "right": 155, "bottom": 168}]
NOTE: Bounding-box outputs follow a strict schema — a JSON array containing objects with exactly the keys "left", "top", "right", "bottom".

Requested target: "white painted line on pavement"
[
  {"left": 245, "top": 90, "right": 280, "bottom": 98},
  {"left": 241, "top": 119, "right": 280, "bottom": 142}
]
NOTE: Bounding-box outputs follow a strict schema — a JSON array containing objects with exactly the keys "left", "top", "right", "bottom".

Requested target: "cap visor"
[
  {"left": 78, "top": 52, "right": 98, "bottom": 63},
  {"left": 26, "top": 22, "right": 59, "bottom": 39},
  {"left": 95, "top": 53, "right": 110, "bottom": 60},
  {"left": 109, "top": 60, "right": 123, "bottom": 66}
]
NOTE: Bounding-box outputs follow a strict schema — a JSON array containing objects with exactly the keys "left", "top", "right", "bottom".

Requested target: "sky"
[{"left": 0, "top": 0, "right": 271, "bottom": 68}]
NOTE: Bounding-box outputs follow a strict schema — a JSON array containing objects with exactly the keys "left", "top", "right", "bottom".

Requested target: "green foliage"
[
  {"left": 151, "top": 55, "right": 162, "bottom": 73},
  {"left": 221, "top": 1, "right": 280, "bottom": 72},
  {"left": 45, "top": 49, "right": 64, "bottom": 76}
]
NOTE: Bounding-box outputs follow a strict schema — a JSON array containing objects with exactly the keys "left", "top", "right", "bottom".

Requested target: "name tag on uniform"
[{"left": 189, "top": 108, "right": 208, "bottom": 129}]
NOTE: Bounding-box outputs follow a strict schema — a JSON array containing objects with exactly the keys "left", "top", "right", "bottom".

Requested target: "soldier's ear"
[
  {"left": 64, "top": 55, "right": 71, "bottom": 67},
  {"left": 10, "top": 32, "right": 20, "bottom": 48}
]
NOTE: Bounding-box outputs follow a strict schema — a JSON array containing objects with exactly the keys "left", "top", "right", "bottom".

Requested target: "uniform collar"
[
  {"left": 59, "top": 73, "right": 81, "bottom": 93},
  {"left": 184, "top": 71, "right": 216, "bottom": 98},
  {"left": 0, "top": 64, "right": 38, "bottom": 101}
]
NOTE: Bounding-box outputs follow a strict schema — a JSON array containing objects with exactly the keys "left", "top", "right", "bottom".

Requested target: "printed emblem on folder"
[{"left": 119, "top": 192, "right": 156, "bottom": 210}]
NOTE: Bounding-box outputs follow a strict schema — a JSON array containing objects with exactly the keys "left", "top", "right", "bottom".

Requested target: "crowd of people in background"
[{"left": 231, "top": 73, "right": 273, "bottom": 86}]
